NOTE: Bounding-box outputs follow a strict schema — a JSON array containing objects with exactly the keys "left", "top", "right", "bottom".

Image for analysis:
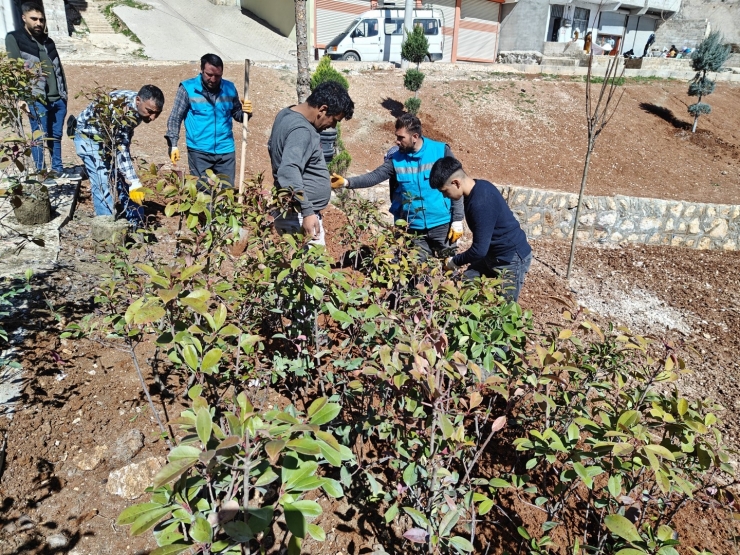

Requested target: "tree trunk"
[
  {"left": 566, "top": 141, "right": 594, "bottom": 279},
  {"left": 401, "top": 0, "right": 415, "bottom": 69},
  {"left": 294, "top": 0, "right": 311, "bottom": 103},
  {"left": 691, "top": 92, "right": 702, "bottom": 133}
]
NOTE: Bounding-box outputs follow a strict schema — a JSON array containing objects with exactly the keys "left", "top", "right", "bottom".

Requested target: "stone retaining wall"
[{"left": 500, "top": 185, "right": 739, "bottom": 251}]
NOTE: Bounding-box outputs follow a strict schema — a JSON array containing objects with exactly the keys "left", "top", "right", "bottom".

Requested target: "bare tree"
[
  {"left": 566, "top": 53, "right": 626, "bottom": 279},
  {"left": 294, "top": 0, "right": 311, "bottom": 103}
]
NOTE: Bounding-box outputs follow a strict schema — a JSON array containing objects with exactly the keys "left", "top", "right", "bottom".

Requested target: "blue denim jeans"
[
  {"left": 464, "top": 251, "right": 533, "bottom": 302},
  {"left": 74, "top": 134, "right": 144, "bottom": 224},
  {"left": 29, "top": 98, "right": 67, "bottom": 173}
]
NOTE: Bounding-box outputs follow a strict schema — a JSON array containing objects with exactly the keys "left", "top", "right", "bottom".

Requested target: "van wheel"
[{"left": 342, "top": 51, "right": 360, "bottom": 61}]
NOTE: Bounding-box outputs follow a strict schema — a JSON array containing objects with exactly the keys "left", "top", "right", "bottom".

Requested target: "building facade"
[{"left": 241, "top": 0, "right": 504, "bottom": 63}]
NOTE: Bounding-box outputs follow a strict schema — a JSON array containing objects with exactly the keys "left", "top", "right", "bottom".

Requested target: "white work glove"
[
  {"left": 330, "top": 173, "right": 347, "bottom": 189},
  {"left": 169, "top": 146, "right": 180, "bottom": 164},
  {"left": 447, "top": 221, "right": 464, "bottom": 243},
  {"left": 129, "top": 179, "right": 145, "bottom": 206},
  {"left": 241, "top": 99, "right": 252, "bottom": 115},
  {"left": 445, "top": 257, "right": 458, "bottom": 272}
]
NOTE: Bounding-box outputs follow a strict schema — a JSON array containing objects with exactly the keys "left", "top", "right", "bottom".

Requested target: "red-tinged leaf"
[
  {"left": 403, "top": 528, "right": 428, "bottom": 543},
  {"left": 216, "top": 436, "right": 241, "bottom": 451},
  {"left": 492, "top": 416, "right": 507, "bottom": 432},
  {"left": 265, "top": 440, "right": 286, "bottom": 463}
]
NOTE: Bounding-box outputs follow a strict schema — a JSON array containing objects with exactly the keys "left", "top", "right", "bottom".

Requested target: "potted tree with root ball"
[
  {"left": 310, "top": 56, "right": 352, "bottom": 176},
  {"left": 0, "top": 53, "right": 52, "bottom": 226},
  {"left": 401, "top": 24, "right": 429, "bottom": 115}
]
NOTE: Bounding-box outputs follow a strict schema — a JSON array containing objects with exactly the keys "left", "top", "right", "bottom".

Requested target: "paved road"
[{"left": 115, "top": 0, "right": 296, "bottom": 62}]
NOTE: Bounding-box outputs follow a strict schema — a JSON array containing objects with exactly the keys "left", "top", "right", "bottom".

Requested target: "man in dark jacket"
[
  {"left": 430, "top": 156, "right": 532, "bottom": 302},
  {"left": 5, "top": 2, "right": 70, "bottom": 177}
]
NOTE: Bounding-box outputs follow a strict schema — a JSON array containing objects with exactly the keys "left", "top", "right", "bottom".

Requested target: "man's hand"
[
  {"left": 18, "top": 101, "right": 29, "bottom": 113},
  {"left": 241, "top": 99, "right": 253, "bottom": 115},
  {"left": 302, "top": 214, "right": 320, "bottom": 240},
  {"left": 447, "top": 221, "right": 464, "bottom": 243},
  {"left": 129, "top": 180, "right": 145, "bottom": 205},
  {"left": 330, "top": 173, "right": 347, "bottom": 189},
  {"left": 445, "top": 257, "right": 458, "bottom": 272},
  {"left": 169, "top": 146, "right": 180, "bottom": 164}
]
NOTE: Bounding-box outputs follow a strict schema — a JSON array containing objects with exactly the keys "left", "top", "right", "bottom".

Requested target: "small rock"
[
  {"left": 106, "top": 457, "right": 164, "bottom": 500},
  {"left": 110, "top": 429, "right": 145, "bottom": 465},
  {"left": 72, "top": 444, "right": 108, "bottom": 471},
  {"left": 46, "top": 533, "right": 69, "bottom": 549}
]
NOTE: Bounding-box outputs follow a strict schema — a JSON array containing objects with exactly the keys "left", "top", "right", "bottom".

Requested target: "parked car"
[{"left": 325, "top": 8, "right": 445, "bottom": 63}]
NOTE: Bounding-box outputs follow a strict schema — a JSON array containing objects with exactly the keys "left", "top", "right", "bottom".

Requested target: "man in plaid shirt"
[{"left": 74, "top": 85, "right": 164, "bottom": 224}]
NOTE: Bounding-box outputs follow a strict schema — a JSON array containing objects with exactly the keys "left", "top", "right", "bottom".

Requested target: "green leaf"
[
  {"left": 440, "top": 414, "right": 455, "bottom": 440},
  {"left": 573, "top": 462, "right": 593, "bottom": 489},
  {"left": 643, "top": 444, "right": 676, "bottom": 461},
  {"left": 286, "top": 437, "right": 321, "bottom": 456},
  {"left": 608, "top": 474, "right": 622, "bottom": 498},
  {"left": 403, "top": 462, "right": 417, "bottom": 487},
  {"left": 196, "top": 408, "right": 212, "bottom": 446},
  {"left": 403, "top": 507, "right": 429, "bottom": 528},
  {"left": 307, "top": 523, "right": 326, "bottom": 542},
  {"left": 201, "top": 348, "right": 222, "bottom": 371},
  {"left": 489, "top": 478, "right": 510, "bottom": 488},
  {"left": 134, "top": 303, "right": 165, "bottom": 325},
  {"left": 290, "top": 500, "right": 322, "bottom": 518},
  {"left": 677, "top": 398, "right": 689, "bottom": 416},
  {"left": 615, "top": 550, "right": 649, "bottom": 555},
  {"left": 517, "top": 526, "right": 531, "bottom": 540},
  {"left": 604, "top": 514, "right": 642, "bottom": 543},
  {"left": 448, "top": 536, "right": 475, "bottom": 553},
  {"left": 255, "top": 467, "right": 279, "bottom": 487},
  {"left": 152, "top": 458, "right": 197, "bottom": 489},
  {"left": 182, "top": 344, "right": 199, "bottom": 371},
  {"left": 288, "top": 535, "right": 302, "bottom": 555},
  {"left": 190, "top": 514, "right": 212, "bottom": 543},
  {"left": 284, "top": 503, "right": 307, "bottom": 538},
  {"left": 320, "top": 478, "right": 344, "bottom": 498},
  {"left": 385, "top": 502, "right": 399, "bottom": 523},
  {"left": 478, "top": 498, "right": 494, "bottom": 516},
  {"left": 265, "top": 440, "right": 286, "bottom": 463},
  {"left": 118, "top": 503, "right": 164, "bottom": 525},
  {"left": 150, "top": 545, "right": 190, "bottom": 555},
  {"left": 130, "top": 505, "right": 173, "bottom": 536},
  {"left": 169, "top": 445, "right": 201, "bottom": 463},
  {"left": 223, "top": 520, "right": 253, "bottom": 542},
  {"left": 180, "top": 264, "right": 205, "bottom": 281},
  {"left": 439, "top": 509, "right": 460, "bottom": 538},
  {"left": 309, "top": 402, "right": 341, "bottom": 426}
]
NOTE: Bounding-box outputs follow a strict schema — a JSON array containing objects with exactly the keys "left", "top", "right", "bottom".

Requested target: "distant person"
[
  {"left": 75, "top": 85, "right": 165, "bottom": 224},
  {"left": 429, "top": 157, "right": 532, "bottom": 302},
  {"left": 642, "top": 33, "right": 656, "bottom": 57},
  {"left": 268, "top": 81, "right": 354, "bottom": 245},
  {"left": 5, "top": 2, "right": 71, "bottom": 177},
  {"left": 330, "top": 113, "right": 464, "bottom": 261},
  {"left": 166, "top": 53, "right": 253, "bottom": 188},
  {"left": 584, "top": 31, "right": 592, "bottom": 54},
  {"left": 668, "top": 45, "right": 678, "bottom": 58}
]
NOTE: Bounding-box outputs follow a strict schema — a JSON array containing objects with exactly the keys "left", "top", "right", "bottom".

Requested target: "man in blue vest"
[
  {"left": 165, "top": 53, "right": 252, "bottom": 187},
  {"left": 330, "top": 113, "right": 464, "bottom": 260}
]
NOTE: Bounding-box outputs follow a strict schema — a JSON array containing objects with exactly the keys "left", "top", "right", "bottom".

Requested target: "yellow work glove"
[
  {"left": 445, "top": 257, "right": 458, "bottom": 271},
  {"left": 129, "top": 179, "right": 145, "bottom": 206},
  {"left": 447, "top": 221, "right": 464, "bottom": 243},
  {"left": 241, "top": 99, "right": 253, "bottom": 115},
  {"left": 169, "top": 146, "right": 180, "bottom": 164},
  {"left": 330, "top": 173, "right": 347, "bottom": 190}
]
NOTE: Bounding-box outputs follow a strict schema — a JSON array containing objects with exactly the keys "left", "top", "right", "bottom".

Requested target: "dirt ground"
[{"left": 1, "top": 63, "right": 739, "bottom": 554}]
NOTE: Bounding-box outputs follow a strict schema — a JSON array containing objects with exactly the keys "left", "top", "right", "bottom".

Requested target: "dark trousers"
[
  {"left": 409, "top": 223, "right": 457, "bottom": 262},
  {"left": 464, "top": 252, "right": 532, "bottom": 302},
  {"left": 187, "top": 148, "right": 236, "bottom": 188},
  {"left": 29, "top": 98, "right": 67, "bottom": 173}
]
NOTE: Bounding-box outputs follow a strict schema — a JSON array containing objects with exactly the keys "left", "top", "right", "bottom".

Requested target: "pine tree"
[
  {"left": 687, "top": 32, "right": 730, "bottom": 133},
  {"left": 401, "top": 25, "right": 429, "bottom": 114}
]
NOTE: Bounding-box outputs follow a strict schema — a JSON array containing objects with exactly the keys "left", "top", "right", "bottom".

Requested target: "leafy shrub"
[
  {"left": 310, "top": 55, "right": 349, "bottom": 91},
  {"left": 401, "top": 24, "right": 430, "bottom": 67},
  {"left": 404, "top": 68, "right": 425, "bottom": 92},
  {"left": 688, "top": 32, "right": 730, "bottom": 132},
  {"left": 404, "top": 96, "right": 421, "bottom": 115}
]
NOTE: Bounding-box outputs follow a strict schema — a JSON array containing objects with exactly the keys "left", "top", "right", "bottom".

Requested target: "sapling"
[{"left": 687, "top": 32, "right": 730, "bottom": 133}]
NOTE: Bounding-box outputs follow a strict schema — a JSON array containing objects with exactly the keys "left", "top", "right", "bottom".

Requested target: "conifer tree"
[
  {"left": 688, "top": 32, "right": 730, "bottom": 133},
  {"left": 401, "top": 24, "right": 429, "bottom": 114}
]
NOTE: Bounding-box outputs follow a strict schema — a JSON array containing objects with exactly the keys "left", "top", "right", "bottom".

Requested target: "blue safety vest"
[
  {"left": 181, "top": 76, "right": 238, "bottom": 155},
  {"left": 390, "top": 137, "right": 451, "bottom": 230}
]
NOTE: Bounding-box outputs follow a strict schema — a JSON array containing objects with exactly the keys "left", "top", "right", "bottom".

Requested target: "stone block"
[
  {"left": 514, "top": 193, "right": 529, "bottom": 205},
  {"left": 593, "top": 229, "right": 608, "bottom": 241},
  {"left": 648, "top": 234, "right": 662, "bottom": 244},
  {"left": 567, "top": 195, "right": 578, "bottom": 209},
  {"left": 684, "top": 205, "right": 696, "bottom": 217},
  {"left": 610, "top": 232, "right": 623, "bottom": 242},
  {"left": 731, "top": 206, "right": 740, "bottom": 219},
  {"left": 669, "top": 202, "right": 683, "bottom": 218},
  {"left": 688, "top": 218, "right": 701, "bottom": 234},
  {"left": 579, "top": 213, "right": 595, "bottom": 226},
  {"left": 698, "top": 237, "right": 711, "bottom": 250},
  {"left": 671, "top": 236, "right": 684, "bottom": 247},
  {"left": 107, "top": 457, "right": 165, "bottom": 500},
  {"left": 708, "top": 218, "right": 729, "bottom": 238},
  {"left": 528, "top": 213, "right": 541, "bottom": 223},
  {"left": 544, "top": 211, "right": 556, "bottom": 226},
  {"left": 665, "top": 218, "right": 674, "bottom": 231},
  {"left": 620, "top": 220, "right": 635, "bottom": 232},
  {"left": 706, "top": 206, "right": 716, "bottom": 218},
  {"left": 531, "top": 224, "right": 543, "bottom": 236},
  {"left": 677, "top": 221, "right": 687, "bottom": 232},
  {"left": 597, "top": 211, "right": 617, "bottom": 227},
  {"left": 576, "top": 230, "right": 590, "bottom": 241},
  {"left": 723, "top": 240, "right": 737, "bottom": 251},
  {"left": 640, "top": 217, "right": 662, "bottom": 231}
]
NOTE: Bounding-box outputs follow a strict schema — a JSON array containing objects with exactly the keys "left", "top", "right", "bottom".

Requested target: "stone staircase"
[{"left": 67, "top": 0, "right": 118, "bottom": 35}]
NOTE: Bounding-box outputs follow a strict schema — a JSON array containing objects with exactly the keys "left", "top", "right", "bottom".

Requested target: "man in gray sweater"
[{"left": 268, "top": 81, "right": 354, "bottom": 245}]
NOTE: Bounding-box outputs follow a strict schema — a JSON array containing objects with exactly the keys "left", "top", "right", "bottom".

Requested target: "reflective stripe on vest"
[{"left": 181, "top": 76, "right": 237, "bottom": 155}]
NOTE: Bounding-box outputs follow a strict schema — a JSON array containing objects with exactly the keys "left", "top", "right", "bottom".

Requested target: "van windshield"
[{"left": 344, "top": 18, "right": 360, "bottom": 33}]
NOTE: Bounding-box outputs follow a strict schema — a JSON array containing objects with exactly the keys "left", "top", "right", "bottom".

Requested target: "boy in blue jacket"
[{"left": 429, "top": 156, "right": 532, "bottom": 302}]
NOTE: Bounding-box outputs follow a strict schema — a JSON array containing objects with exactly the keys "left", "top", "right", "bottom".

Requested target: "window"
[
  {"left": 414, "top": 18, "right": 439, "bottom": 36},
  {"left": 353, "top": 19, "right": 379, "bottom": 38},
  {"left": 572, "top": 7, "right": 590, "bottom": 35},
  {"left": 384, "top": 18, "right": 404, "bottom": 35}
]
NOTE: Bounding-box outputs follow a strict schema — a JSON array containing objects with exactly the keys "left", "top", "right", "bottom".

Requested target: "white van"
[{"left": 325, "top": 8, "right": 445, "bottom": 63}]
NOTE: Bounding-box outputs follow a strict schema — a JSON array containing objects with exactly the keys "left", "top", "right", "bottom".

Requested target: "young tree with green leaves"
[
  {"left": 401, "top": 24, "right": 429, "bottom": 115},
  {"left": 310, "top": 56, "right": 352, "bottom": 175},
  {"left": 688, "top": 32, "right": 730, "bottom": 133}
]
